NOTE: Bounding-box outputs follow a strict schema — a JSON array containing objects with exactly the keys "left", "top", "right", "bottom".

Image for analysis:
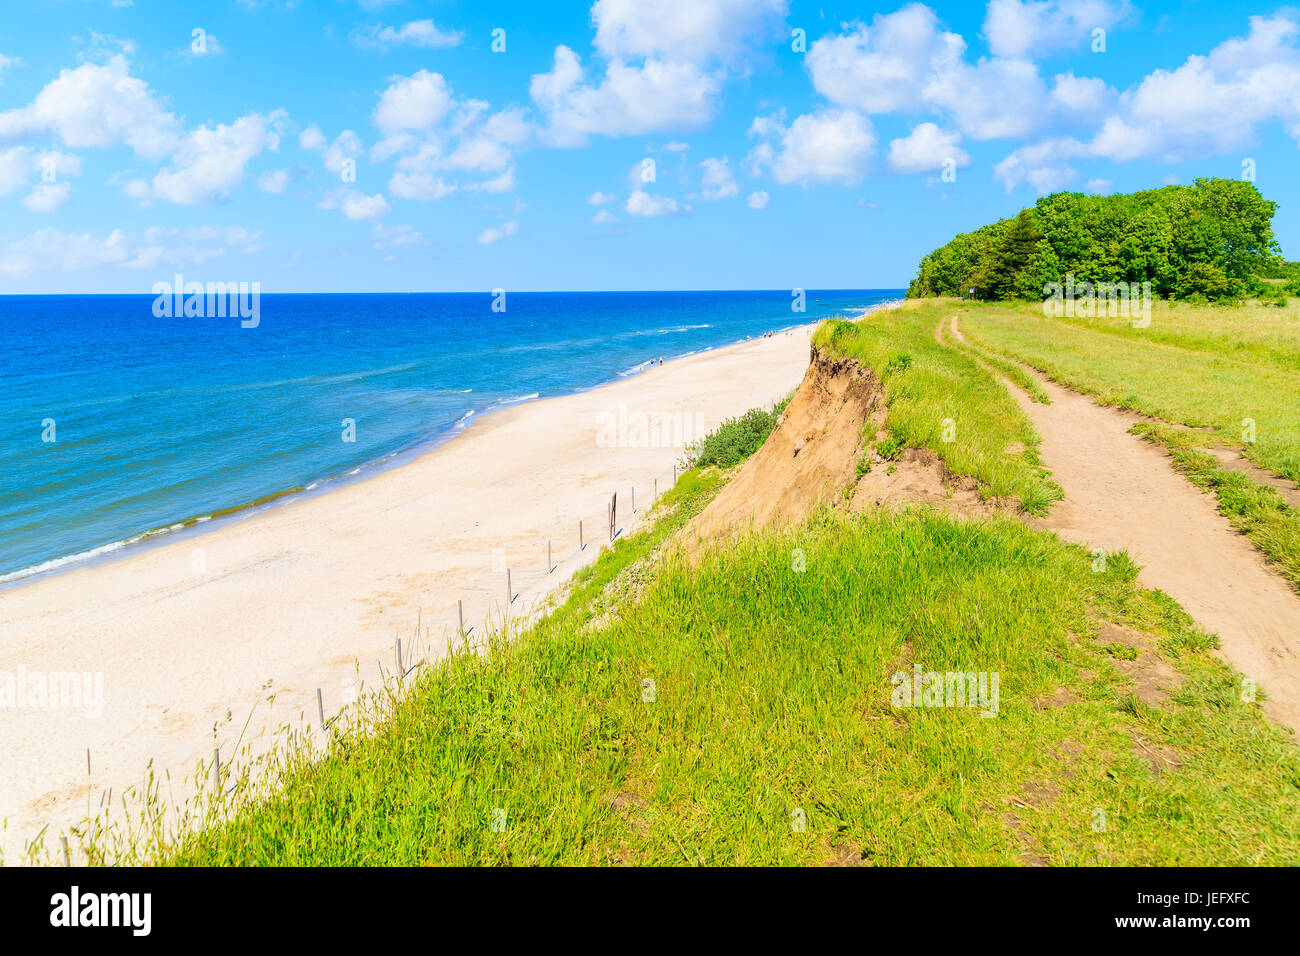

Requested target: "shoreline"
[
  {"left": 0, "top": 320, "right": 820, "bottom": 863},
  {"left": 0, "top": 319, "right": 837, "bottom": 594}
]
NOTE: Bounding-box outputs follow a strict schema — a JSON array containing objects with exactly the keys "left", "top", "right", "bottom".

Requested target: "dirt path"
[{"left": 946, "top": 314, "right": 1300, "bottom": 737}]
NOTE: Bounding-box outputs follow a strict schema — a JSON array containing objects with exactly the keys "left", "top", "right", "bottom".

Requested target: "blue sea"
[{"left": 0, "top": 290, "right": 903, "bottom": 584}]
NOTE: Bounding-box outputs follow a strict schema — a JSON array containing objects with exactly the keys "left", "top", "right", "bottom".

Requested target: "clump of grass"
[
  {"left": 813, "top": 303, "right": 1062, "bottom": 514},
  {"left": 162, "top": 508, "right": 1300, "bottom": 866},
  {"left": 683, "top": 392, "right": 793, "bottom": 470}
]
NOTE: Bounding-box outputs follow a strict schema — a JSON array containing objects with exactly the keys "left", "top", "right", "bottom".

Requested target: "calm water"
[{"left": 0, "top": 290, "right": 902, "bottom": 582}]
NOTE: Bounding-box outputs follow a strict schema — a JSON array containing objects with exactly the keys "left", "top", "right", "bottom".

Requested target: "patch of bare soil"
[
  {"left": 1096, "top": 622, "right": 1180, "bottom": 707},
  {"left": 685, "top": 347, "right": 880, "bottom": 543},
  {"left": 852, "top": 447, "right": 997, "bottom": 521},
  {"left": 947, "top": 314, "right": 1300, "bottom": 738}
]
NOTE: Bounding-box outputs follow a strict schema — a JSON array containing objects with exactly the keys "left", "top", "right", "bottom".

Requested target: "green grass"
[
  {"left": 683, "top": 390, "right": 793, "bottom": 469},
  {"left": 164, "top": 504, "right": 1300, "bottom": 866},
  {"left": 958, "top": 301, "right": 1300, "bottom": 481},
  {"left": 812, "top": 302, "right": 1061, "bottom": 514}
]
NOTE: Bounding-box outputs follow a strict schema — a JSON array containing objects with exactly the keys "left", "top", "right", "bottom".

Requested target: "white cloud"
[
  {"left": 476, "top": 220, "right": 518, "bottom": 244},
  {"left": 374, "top": 70, "right": 454, "bottom": 136},
  {"left": 22, "top": 181, "right": 71, "bottom": 212},
  {"left": 993, "top": 13, "right": 1300, "bottom": 190},
  {"left": 370, "top": 73, "right": 528, "bottom": 198},
  {"left": 697, "top": 156, "right": 738, "bottom": 200},
  {"left": 1051, "top": 72, "right": 1111, "bottom": 114},
  {"left": 591, "top": 0, "right": 787, "bottom": 64},
  {"left": 806, "top": 5, "right": 965, "bottom": 113},
  {"left": 886, "top": 123, "right": 969, "bottom": 174},
  {"left": 299, "top": 124, "right": 327, "bottom": 151},
  {"left": 530, "top": 46, "right": 721, "bottom": 145},
  {"left": 992, "top": 137, "right": 1081, "bottom": 192},
  {"left": 747, "top": 109, "right": 875, "bottom": 185},
  {"left": 591, "top": 208, "right": 619, "bottom": 224},
  {"left": 923, "top": 56, "right": 1051, "bottom": 139},
  {"left": 1085, "top": 177, "right": 1113, "bottom": 194},
  {"left": 0, "top": 227, "right": 130, "bottom": 275},
  {"left": 317, "top": 188, "right": 391, "bottom": 220},
  {"left": 258, "top": 168, "right": 291, "bottom": 193},
  {"left": 587, "top": 190, "right": 616, "bottom": 205},
  {"left": 983, "top": 0, "right": 1132, "bottom": 59},
  {"left": 371, "top": 223, "right": 428, "bottom": 250},
  {"left": 626, "top": 189, "right": 679, "bottom": 216},
  {"left": 0, "top": 54, "right": 22, "bottom": 79},
  {"left": 0, "top": 55, "right": 181, "bottom": 159},
  {"left": 150, "top": 111, "right": 285, "bottom": 204},
  {"left": 0, "top": 146, "right": 82, "bottom": 196},
  {"left": 747, "top": 189, "right": 770, "bottom": 209},
  {"left": 353, "top": 20, "right": 465, "bottom": 51}
]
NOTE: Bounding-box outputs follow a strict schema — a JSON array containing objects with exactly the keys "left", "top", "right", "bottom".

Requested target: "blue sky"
[{"left": 0, "top": 0, "right": 1297, "bottom": 292}]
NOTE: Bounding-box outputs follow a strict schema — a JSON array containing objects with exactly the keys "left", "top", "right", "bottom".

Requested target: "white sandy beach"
[{"left": 0, "top": 326, "right": 815, "bottom": 863}]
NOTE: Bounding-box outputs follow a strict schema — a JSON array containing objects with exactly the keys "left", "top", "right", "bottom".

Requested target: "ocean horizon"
[{"left": 0, "top": 289, "right": 903, "bottom": 585}]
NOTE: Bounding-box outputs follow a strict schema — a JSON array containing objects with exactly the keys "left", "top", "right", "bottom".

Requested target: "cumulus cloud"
[
  {"left": 374, "top": 69, "right": 455, "bottom": 136},
  {"left": 369, "top": 71, "right": 530, "bottom": 199},
  {"left": 530, "top": 46, "right": 721, "bottom": 145},
  {"left": 591, "top": 208, "right": 619, "bottom": 224},
  {"left": 0, "top": 54, "right": 181, "bottom": 159},
  {"left": 886, "top": 122, "right": 969, "bottom": 174},
  {"left": 149, "top": 111, "right": 285, "bottom": 204},
  {"left": 983, "top": 0, "right": 1132, "bottom": 59},
  {"left": 352, "top": 20, "right": 465, "bottom": 51},
  {"left": 806, "top": 4, "right": 964, "bottom": 113},
  {"left": 587, "top": 190, "right": 616, "bottom": 205},
  {"left": 476, "top": 220, "right": 519, "bottom": 244},
  {"left": 626, "top": 189, "right": 679, "bottom": 216},
  {"left": 747, "top": 189, "right": 770, "bottom": 209},
  {"left": 993, "top": 14, "right": 1300, "bottom": 191},
  {"left": 317, "top": 188, "right": 391, "bottom": 220},
  {"left": 531, "top": 0, "right": 788, "bottom": 144},
  {"left": 747, "top": 109, "right": 875, "bottom": 185},
  {"left": 591, "top": 0, "right": 787, "bottom": 64},
  {"left": 697, "top": 156, "right": 738, "bottom": 200}
]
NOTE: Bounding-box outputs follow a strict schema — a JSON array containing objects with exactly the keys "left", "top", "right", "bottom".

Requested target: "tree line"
[{"left": 907, "top": 178, "right": 1286, "bottom": 303}]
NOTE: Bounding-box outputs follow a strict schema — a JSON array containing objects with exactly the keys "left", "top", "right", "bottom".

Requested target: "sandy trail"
[
  {"left": 0, "top": 326, "right": 814, "bottom": 862},
  {"left": 946, "top": 314, "right": 1300, "bottom": 736}
]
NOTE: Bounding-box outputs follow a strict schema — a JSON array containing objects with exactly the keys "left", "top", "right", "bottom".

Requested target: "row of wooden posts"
[{"left": 69, "top": 468, "right": 681, "bottom": 864}]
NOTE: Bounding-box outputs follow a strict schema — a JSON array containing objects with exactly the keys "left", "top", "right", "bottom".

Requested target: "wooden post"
[
  {"left": 580, "top": 519, "right": 585, "bottom": 550},
  {"left": 317, "top": 688, "right": 325, "bottom": 727},
  {"left": 397, "top": 638, "right": 404, "bottom": 675},
  {"left": 507, "top": 568, "right": 513, "bottom": 604},
  {"left": 548, "top": 539, "right": 552, "bottom": 573},
  {"left": 212, "top": 748, "right": 220, "bottom": 795},
  {"left": 458, "top": 599, "right": 465, "bottom": 635},
  {"left": 654, "top": 478, "right": 658, "bottom": 503}
]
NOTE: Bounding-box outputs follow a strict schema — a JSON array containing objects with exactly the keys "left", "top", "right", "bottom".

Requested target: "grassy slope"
[
  {"left": 812, "top": 300, "right": 1061, "bottom": 513},
  {"left": 168, "top": 487, "right": 1300, "bottom": 866},
  {"left": 957, "top": 301, "right": 1300, "bottom": 586}
]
